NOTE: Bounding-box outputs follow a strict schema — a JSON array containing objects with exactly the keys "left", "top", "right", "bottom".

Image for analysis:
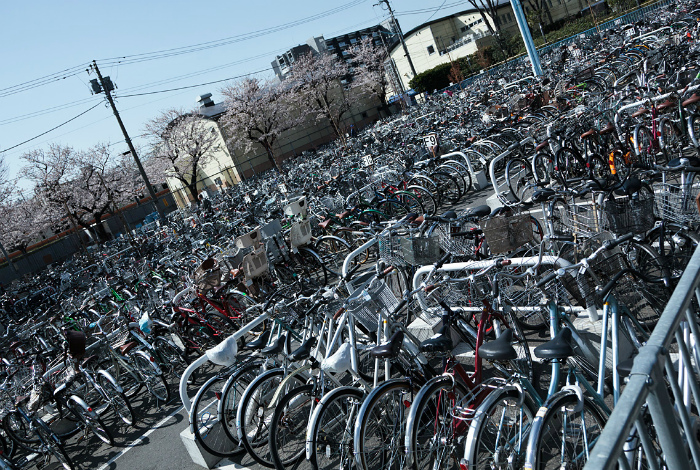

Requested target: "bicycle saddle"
[
  {"left": 289, "top": 337, "right": 317, "bottom": 362},
  {"left": 442, "top": 210, "right": 458, "bottom": 219},
  {"left": 371, "top": 330, "right": 404, "bottom": 359},
  {"left": 244, "top": 329, "right": 271, "bottom": 350},
  {"left": 118, "top": 341, "right": 139, "bottom": 355},
  {"left": 682, "top": 93, "right": 700, "bottom": 107},
  {"left": 478, "top": 329, "right": 517, "bottom": 361},
  {"left": 616, "top": 355, "right": 636, "bottom": 378},
  {"left": 668, "top": 156, "right": 700, "bottom": 168},
  {"left": 261, "top": 334, "right": 286, "bottom": 356},
  {"left": 531, "top": 188, "right": 556, "bottom": 203},
  {"left": 535, "top": 139, "right": 549, "bottom": 151},
  {"left": 465, "top": 205, "right": 491, "bottom": 219},
  {"left": 534, "top": 327, "right": 573, "bottom": 360},
  {"left": 613, "top": 177, "right": 642, "bottom": 196},
  {"left": 420, "top": 326, "right": 453, "bottom": 354},
  {"left": 599, "top": 122, "right": 616, "bottom": 135}
]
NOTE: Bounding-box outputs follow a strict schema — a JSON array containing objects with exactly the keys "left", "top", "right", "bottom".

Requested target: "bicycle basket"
[
  {"left": 194, "top": 258, "right": 221, "bottom": 291},
  {"left": 400, "top": 236, "right": 441, "bottom": 266},
  {"left": 561, "top": 202, "right": 606, "bottom": 238},
  {"left": 480, "top": 213, "right": 535, "bottom": 254},
  {"left": 266, "top": 300, "right": 300, "bottom": 324},
  {"left": 653, "top": 182, "right": 700, "bottom": 226},
  {"left": 604, "top": 192, "right": 656, "bottom": 235},
  {"left": 434, "top": 222, "right": 478, "bottom": 258},
  {"left": 346, "top": 278, "right": 400, "bottom": 333}
]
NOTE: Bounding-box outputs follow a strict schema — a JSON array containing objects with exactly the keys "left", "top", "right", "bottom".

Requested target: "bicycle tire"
[
  {"left": 436, "top": 164, "right": 469, "bottom": 198},
  {"left": 131, "top": 353, "right": 170, "bottom": 403},
  {"left": 269, "top": 384, "right": 314, "bottom": 470},
  {"left": 220, "top": 362, "right": 265, "bottom": 451},
  {"left": 3, "top": 412, "right": 39, "bottom": 452},
  {"left": 633, "top": 124, "right": 657, "bottom": 167},
  {"left": 660, "top": 118, "right": 680, "bottom": 164},
  {"left": 392, "top": 191, "right": 425, "bottom": 217},
  {"left": 527, "top": 393, "right": 606, "bottom": 470},
  {"left": 406, "top": 185, "right": 437, "bottom": 216},
  {"left": 152, "top": 335, "right": 190, "bottom": 377},
  {"left": 465, "top": 388, "right": 536, "bottom": 470},
  {"left": 505, "top": 157, "right": 535, "bottom": 203},
  {"left": 68, "top": 395, "right": 115, "bottom": 446},
  {"left": 191, "top": 375, "right": 237, "bottom": 458},
  {"left": 430, "top": 171, "right": 462, "bottom": 205},
  {"left": 295, "top": 247, "right": 328, "bottom": 289},
  {"left": 407, "top": 175, "right": 441, "bottom": 207},
  {"left": 645, "top": 222, "right": 699, "bottom": 282},
  {"left": 354, "top": 378, "right": 416, "bottom": 470},
  {"left": 35, "top": 420, "right": 76, "bottom": 470},
  {"left": 97, "top": 372, "right": 135, "bottom": 426},
  {"left": 533, "top": 151, "right": 552, "bottom": 184},
  {"left": 236, "top": 368, "right": 304, "bottom": 468},
  {"left": 307, "top": 386, "right": 364, "bottom": 470},
  {"left": 375, "top": 199, "right": 409, "bottom": 220},
  {"left": 404, "top": 376, "right": 469, "bottom": 470}
]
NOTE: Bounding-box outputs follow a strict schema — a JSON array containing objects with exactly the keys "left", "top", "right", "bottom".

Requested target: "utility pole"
[
  {"left": 89, "top": 60, "right": 165, "bottom": 221},
  {"left": 378, "top": 0, "right": 417, "bottom": 80}
]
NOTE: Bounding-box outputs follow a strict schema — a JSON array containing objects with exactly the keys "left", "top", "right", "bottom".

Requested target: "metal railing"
[{"left": 585, "top": 245, "right": 700, "bottom": 470}]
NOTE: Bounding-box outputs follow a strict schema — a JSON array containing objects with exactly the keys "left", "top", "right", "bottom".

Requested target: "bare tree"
[
  {"left": 465, "top": 0, "right": 513, "bottom": 58},
  {"left": 220, "top": 77, "right": 303, "bottom": 173},
  {"left": 287, "top": 52, "right": 352, "bottom": 143},
  {"left": 349, "top": 37, "right": 391, "bottom": 108},
  {"left": 144, "top": 108, "right": 219, "bottom": 203}
]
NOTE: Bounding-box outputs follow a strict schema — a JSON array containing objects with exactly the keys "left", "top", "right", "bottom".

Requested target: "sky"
[{"left": 0, "top": 0, "right": 473, "bottom": 193}]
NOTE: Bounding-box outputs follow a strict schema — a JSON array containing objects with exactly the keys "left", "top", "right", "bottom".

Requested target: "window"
[
  {"left": 508, "top": 13, "right": 512, "bottom": 21},
  {"left": 327, "top": 44, "right": 335, "bottom": 50},
  {"left": 342, "top": 50, "right": 349, "bottom": 55},
  {"left": 427, "top": 45, "right": 435, "bottom": 54},
  {"left": 338, "top": 41, "right": 346, "bottom": 47},
  {"left": 460, "top": 26, "right": 467, "bottom": 32},
  {"left": 372, "top": 32, "right": 379, "bottom": 37},
  {"left": 350, "top": 38, "right": 357, "bottom": 44}
]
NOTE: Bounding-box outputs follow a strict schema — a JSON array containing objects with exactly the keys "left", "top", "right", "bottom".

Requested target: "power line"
[
  {"left": 98, "top": 0, "right": 369, "bottom": 67},
  {"left": 0, "top": 65, "right": 90, "bottom": 99},
  {"left": 0, "top": 97, "right": 101, "bottom": 126},
  {"left": 117, "top": 68, "right": 272, "bottom": 98},
  {"left": 0, "top": 102, "right": 102, "bottom": 153},
  {"left": 423, "top": 0, "right": 449, "bottom": 23}
]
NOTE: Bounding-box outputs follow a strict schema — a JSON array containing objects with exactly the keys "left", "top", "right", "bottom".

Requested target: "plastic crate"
[
  {"left": 290, "top": 219, "right": 312, "bottom": 248},
  {"left": 284, "top": 197, "right": 307, "bottom": 219},
  {"left": 242, "top": 248, "right": 268, "bottom": 279},
  {"left": 235, "top": 228, "right": 262, "bottom": 250}
]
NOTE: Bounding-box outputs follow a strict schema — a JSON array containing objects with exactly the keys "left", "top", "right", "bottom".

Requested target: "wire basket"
[
  {"left": 561, "top": 202, "right": 606, "bottom": 238},
  {"left": 654, "top": 182, "right": 700, "bottom": 226},
  {"left": 434, "top": 223, "right": 478, "bottom": 258},
  {"left": 480, "top": 213, "right": 536, "bottom": 254},
  {"left": 378, "top": 233, "right": 405, "bottom": 266},
  {"left": 604, "top": 193, "right": 656, "bottom": 235},
  {"left": 109, "top": 326, "right": 132, "bottom": 349},
  {"left": 347, "top": 278, "right": 400, "bottom": 333},
  {"left": 266, "top": 300, "right": 300, "bottom": 324},
  {"left": 400, "top": 236, "right": 441, "bottom": 266},
  {"left": 576, "top": 251, "right": 630, "bottom": 308}
]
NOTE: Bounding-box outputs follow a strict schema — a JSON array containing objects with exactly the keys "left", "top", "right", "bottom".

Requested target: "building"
[
  {"left": 388, "top": 0, "right": 587, "bottom": 91},
  {"left": 272, "top": 22, "right": 400, "bottom": 83}
]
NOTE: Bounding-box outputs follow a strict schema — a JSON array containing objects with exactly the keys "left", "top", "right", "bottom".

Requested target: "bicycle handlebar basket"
[
  {"left": 194, "top": 258, "right": 221, "bottom": 291},
  {"left": 480, "top": 213, "right": 535, "bottom": 254},
  {"left": 379, "top": 232, "right": 440, "bottom": 266},
  {"left": 346, "top": 277, "right": 400, "bottom": 333},
  {"left": 604, "top": 191, "right": 656, "bottom": 235},
  {"left": 653, "top": 181, "right": 700, "bottom": 226}
]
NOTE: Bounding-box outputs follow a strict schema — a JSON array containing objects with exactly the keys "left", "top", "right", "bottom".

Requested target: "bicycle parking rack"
[{"left": 585, "top": 246, "right": 700, "bottom": 470}]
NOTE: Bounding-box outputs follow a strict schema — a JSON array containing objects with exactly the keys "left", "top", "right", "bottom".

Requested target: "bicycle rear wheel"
[
  {"left": 191, "top": 375, "right": 236, "bottom": 458},
  {"left": 269, "top": 384, "right": 314, "bottom": 470}
]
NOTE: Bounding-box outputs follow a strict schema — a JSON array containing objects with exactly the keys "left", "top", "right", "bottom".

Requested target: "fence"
[{"left": 584, "top": 244, "right": 700, "bottom": 470}]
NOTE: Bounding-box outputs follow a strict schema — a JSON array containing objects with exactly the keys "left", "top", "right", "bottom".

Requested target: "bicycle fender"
[
  {"left": 68, "top": 394, "right": 97, "bottom": 417},
  {"left": 404, "top": 374, "right": 456, "bottom": 468},
  {"left": 268, "top": 363, "right": 312, "bottom": 410},
  {"left": 305, "top": 385, "right": 363, "bottom": 462},
  {"left": 463, "top": 384, "right": 524, "bottom": 470},
  {"left": 96, "top": 369, "right": 123, "bottom": 394},
  {"left": 133, "top": 350, "right": 163, "bottom": 376},
  {"left": 523, "top": 387, "right": 582, "bottom": 470}
]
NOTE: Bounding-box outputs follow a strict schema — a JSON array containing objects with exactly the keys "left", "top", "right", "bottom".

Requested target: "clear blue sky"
[{"left": 0, "top": 0, "right": 471, "bottom": 191}]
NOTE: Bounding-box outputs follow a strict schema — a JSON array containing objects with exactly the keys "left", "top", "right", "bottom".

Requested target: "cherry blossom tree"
[
  {"left": 349, "top": 37, "right": 392, "bottom": 108},
  {"left": 22, "top": 143, "right": 139, "bottom": 243},
  {"left": 287, "top": 52, "right": 352, "bottom": 142},
  {"left": 220, "top": 77, "right": 303, "bottom": 173},
  {"left": 144, "top": 108, "right": 219, "bottom": 203},
  {"left": 0, "top": 191, "right": 55, "bottom": 255}
]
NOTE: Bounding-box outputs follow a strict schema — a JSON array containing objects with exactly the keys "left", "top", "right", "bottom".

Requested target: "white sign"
[
  {"left": 459, "top": 92, "right": 466, "bottom": 99},
  {"left": 625, "top": 28, "right": 635, "bottom": 38},
  {"left": 423, "top": 133, "right": 439, "bottom": 153},
  {"left": 278, "top": 184, "right": 288, "bottom": 194},
  {"left": 244, "top": 194, "right": 251, "bottom": 204},
  {"left": 361, "top": 155, "right": 374, "bottom": 167}
]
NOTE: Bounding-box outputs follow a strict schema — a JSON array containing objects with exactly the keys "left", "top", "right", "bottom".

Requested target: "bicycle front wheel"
[
  {"left": 528, "top": 394, "right": 606, "bottom": 470},
  {"left": 269, "top": 384, "right": 314, "bottom": 470},
  {"left": 97, "top": 372, "right": 135, "bottom": 426},
  {"left": 405, "top": 376, "right": 470, "bottom": 470},
  {"left": 131, "top": 353, "right": 170, "bottom": 403},
  {"left": 35, "top": 420, "right": 76, "bottom": 470},
  {"left": 68, "top": 395, "right": 115, "bottom": 446},
  {"left": 191, "top": 375, "right": 237, "bottom": 458},
  {"left": 355, "top": 379, "right": 415, "bottom": 470}
]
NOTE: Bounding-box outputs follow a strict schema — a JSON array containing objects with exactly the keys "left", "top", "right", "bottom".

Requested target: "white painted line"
[
  {"left": 97, "top": 405, "right": 184, "bottom": 470},
  {"left": 215, "top": 459, "right": 253, "bottom": 470}
]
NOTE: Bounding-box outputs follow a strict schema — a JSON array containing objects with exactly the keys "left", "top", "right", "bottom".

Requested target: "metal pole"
[
  {"left": 380, "top": 0, "right": 417, "bottom": 78},
  {"left": 91, "top": 61, "right": 165, "bottom": 221},
  {"left": 509, "top": 0, "right": 544, "bottom": 76}
]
